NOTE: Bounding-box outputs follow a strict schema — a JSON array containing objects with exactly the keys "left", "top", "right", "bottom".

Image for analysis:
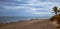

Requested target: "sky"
[{"left": 0, "top": 0, "right": 60, "bottom": 17}]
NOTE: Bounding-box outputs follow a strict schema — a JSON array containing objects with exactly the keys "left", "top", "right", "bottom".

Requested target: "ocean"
[{"left": 0, "top": 16, "right": 53, "bottom": 24}]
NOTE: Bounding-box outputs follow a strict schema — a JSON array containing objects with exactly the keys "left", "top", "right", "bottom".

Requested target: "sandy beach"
[{"left": 0, "top": 19, "right": 59, "bottom": 29}]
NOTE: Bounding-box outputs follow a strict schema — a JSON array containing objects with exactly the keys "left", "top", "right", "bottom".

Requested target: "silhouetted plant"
[{"left": 52, "top": 6, "right": 58, "bottom": 14}]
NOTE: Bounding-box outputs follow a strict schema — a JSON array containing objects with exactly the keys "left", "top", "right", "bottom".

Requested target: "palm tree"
[{"left": 52, "top": 6, "right": 58, "bottom": 15}]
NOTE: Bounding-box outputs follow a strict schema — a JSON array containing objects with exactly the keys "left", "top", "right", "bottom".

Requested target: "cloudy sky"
[{"left": 0, "top": 0, "right": 60, "bottom": 16}]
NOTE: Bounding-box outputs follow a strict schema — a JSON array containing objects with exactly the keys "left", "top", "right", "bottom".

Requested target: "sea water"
[{"left": 0, "top": 15, "right": 53, "bottom": 24}]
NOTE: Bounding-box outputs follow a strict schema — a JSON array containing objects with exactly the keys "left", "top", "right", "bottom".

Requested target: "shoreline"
[{"left": 0, "top": 18, "right": 48, "bottom": 25}]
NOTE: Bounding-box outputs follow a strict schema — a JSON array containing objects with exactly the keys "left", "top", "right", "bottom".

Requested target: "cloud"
[
  {"left": 32, "top": 12, "right": 52, "bottom": 14},
  {"left": 0, "top": 0, "right": 60, "bottom": 16}
]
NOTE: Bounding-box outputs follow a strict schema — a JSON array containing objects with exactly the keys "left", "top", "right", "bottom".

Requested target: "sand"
[{"left": 0, "top": 19, "right": 59, "bottom": 29}]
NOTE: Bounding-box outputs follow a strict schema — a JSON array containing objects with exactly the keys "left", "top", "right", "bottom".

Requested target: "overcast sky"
[{"left": 0, "top": 0, "right": 60, "bottom": 16}]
